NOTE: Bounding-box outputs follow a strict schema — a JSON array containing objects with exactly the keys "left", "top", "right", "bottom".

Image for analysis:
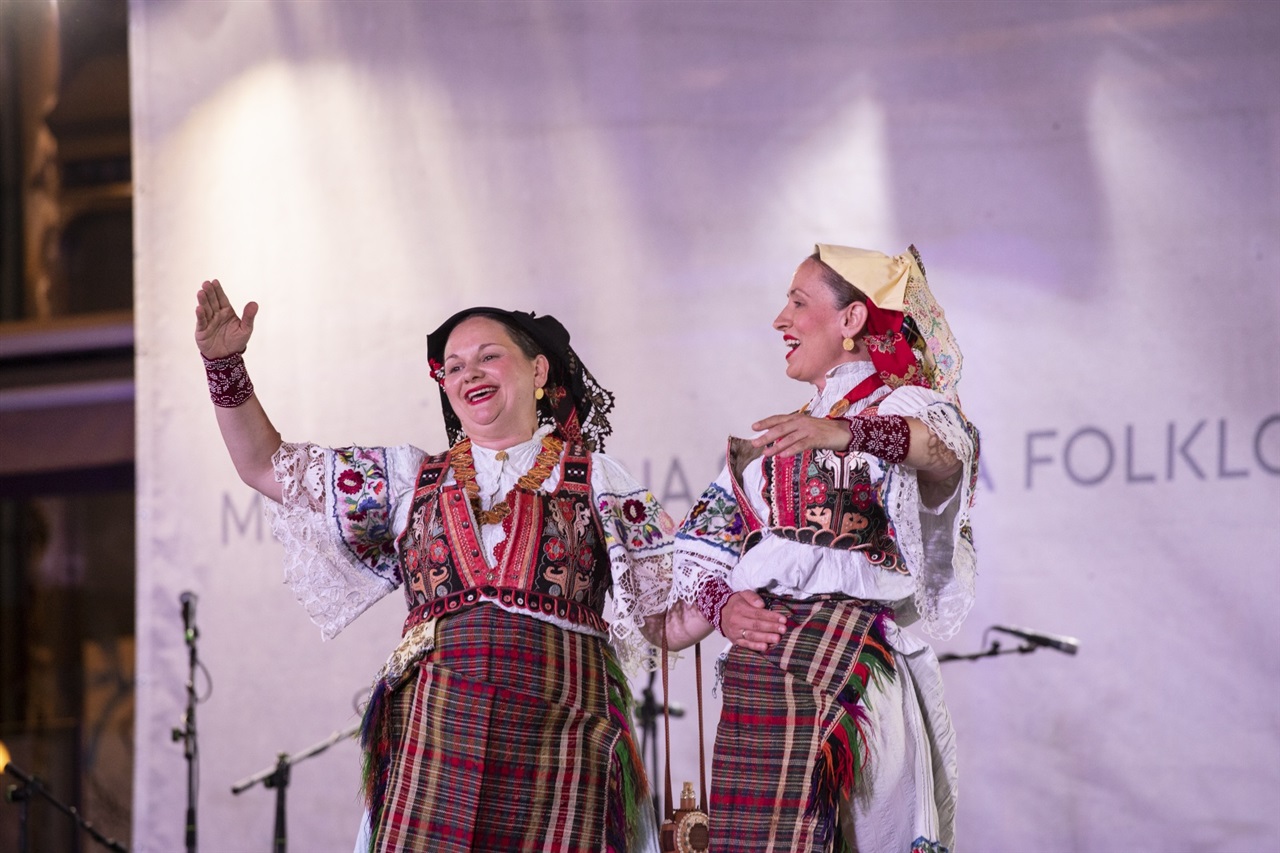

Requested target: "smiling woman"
[
  {"left": 193, "top": 286, "right": 697, "bottom": 852},
  {"left": 439, "top": 317, "right": 548, "bottom": 444},
  {"left": 668, "top": 244, "right": 980, "bottom": 853},
  {"left": 773, "top": 255, "right": 870, "bottom": 389}
]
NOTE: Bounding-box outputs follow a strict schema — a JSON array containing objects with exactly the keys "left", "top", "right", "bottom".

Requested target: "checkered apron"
[
  {"left": 710, "top": 595, "right": 895, "bottom": 853},
  {"left": 364, "top": 605, "right": 646, "bottom": 852}
]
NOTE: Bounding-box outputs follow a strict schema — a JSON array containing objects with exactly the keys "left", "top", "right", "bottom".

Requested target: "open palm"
[{"left": 194, "top": 279, "right": 258, "bottom": 358}]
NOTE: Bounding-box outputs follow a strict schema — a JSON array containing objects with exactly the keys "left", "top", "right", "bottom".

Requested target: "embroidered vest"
[
  {"left": 395, "top": 443, "right": 612, "bottom": 636},
  {"left": 726, "top": 436, "right": 907, "bottom": 575}
]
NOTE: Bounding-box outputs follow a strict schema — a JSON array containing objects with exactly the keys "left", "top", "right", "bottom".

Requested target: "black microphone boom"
[
  {"left": 991, "top": 624, "right": 1079, "bottom": 655},
  {"left": 180, "top": 591, "right": 197, "bottom": 644}
]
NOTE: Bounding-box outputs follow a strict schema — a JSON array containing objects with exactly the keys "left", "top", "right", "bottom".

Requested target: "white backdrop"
[{"left": 130, "top": 1, "right": 1280, "bottom": 850}]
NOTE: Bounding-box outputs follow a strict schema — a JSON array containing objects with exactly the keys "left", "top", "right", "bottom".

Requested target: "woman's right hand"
[
  {"left": 720, "top": 590, "right": 788, "bottom": 652},
  {"left": 195, "top": 279, "right": 258, "bottom": 358}
]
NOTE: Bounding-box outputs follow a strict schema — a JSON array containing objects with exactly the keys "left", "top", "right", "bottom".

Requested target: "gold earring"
[
  {"left": 535, "top": 387, "right": 545, "bottom": 400},
  {"left": 842, "top": 337, "right": 855, "bottom": 352}
]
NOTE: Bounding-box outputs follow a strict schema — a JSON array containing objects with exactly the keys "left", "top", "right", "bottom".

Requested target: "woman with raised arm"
[
  {"left": 668, "top": 245, "right": 980, "bottom": 853},
  {"left": 195, "top": 280, "right": 694, "bottom": 852}
]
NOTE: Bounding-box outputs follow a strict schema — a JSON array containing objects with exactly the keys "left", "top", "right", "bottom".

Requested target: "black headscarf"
[{"left": 426, "top": 307, "right": 616, "bottom": 452}]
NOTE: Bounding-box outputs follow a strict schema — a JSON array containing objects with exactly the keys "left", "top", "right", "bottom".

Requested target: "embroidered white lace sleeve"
[
  {"left": 265, "top": 441, "right": 421, "bottom": 639},
  {"left": 670, "top": 465, "right": 745, "bottom": 611},
  {"left": 591, "top": 452, "right": 675, "bottom": 675},
  {"left": 875, "top": 386, "right": 979, "bottom": 640}
]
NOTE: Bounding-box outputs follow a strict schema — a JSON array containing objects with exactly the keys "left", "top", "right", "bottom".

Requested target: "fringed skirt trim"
[{"left": 710, "top": 595, "right": 896, "bottom": 853}]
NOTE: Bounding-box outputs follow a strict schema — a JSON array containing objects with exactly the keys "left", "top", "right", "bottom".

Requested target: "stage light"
[{"left": 766, "top": 87, "right": 895, "bottom": 257}]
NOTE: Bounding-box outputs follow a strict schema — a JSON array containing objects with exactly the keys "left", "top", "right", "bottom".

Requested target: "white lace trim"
[
  {"left": 670, "top": 471, "right": 741, "bottom": 607},
  {"left": 877, "top": 389, "right": 977, "bottom": 640},
  {"left": 606, "top": 550, "right": 671, "bottom": 674},
  {"left": 266, "top": 442, "right": 396, "bottom": 640},
  {"left": 592, "top": 453, "right": 677, "bottom": 675},
  {"left": 668, "top": 555, "right": 736, "bottom": 609}
]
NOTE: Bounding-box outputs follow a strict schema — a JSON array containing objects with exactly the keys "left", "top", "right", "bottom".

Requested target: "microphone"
[
  {"left": 991, "top": 624, "right": 1079, "bottom": 655},
  {"left": 180, "top": 591, "right": 198, "bottom": 644}
]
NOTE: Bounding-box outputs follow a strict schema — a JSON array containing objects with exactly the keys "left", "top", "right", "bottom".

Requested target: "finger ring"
[{"left": 740, "top": 629, "right": 747, "bottom": 640}]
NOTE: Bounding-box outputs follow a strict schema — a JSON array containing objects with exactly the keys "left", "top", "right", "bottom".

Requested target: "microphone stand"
[
  {"left": 3, "top": 761, "right": 128, "bottom": 852},
  {"left": 939, "top": 624, "right": 1080, "bottom": 664},
  {"left": 634, "top": 667, "right": 683, "bottom": 826},
  {"left": 230, "top": 723, "right": 360, "bottom": 853},
  {"left": 171, "top": 604, "right": 200, "bottom": 853},
  {"left": 937, "top": 639, "right": 1039, "bottom": 663}
]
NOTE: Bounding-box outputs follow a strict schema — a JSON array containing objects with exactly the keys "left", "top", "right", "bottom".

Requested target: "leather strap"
[
  {"left": 695, "top": 642, "right": 706, "bottom": 810},
  {"left": 662, "top": 639, "right": 673, "bottom": 821},
  {"left": 662, "top": 635, "right": 707, "bottom": 818}
]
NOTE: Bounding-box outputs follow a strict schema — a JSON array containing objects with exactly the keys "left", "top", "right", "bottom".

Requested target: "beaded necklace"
[{"left": 449, "top": 433, "right": 565, "bottom": 526}]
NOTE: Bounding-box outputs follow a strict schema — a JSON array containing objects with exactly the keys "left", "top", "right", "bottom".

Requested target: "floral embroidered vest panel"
[
  {"left": 726, "top": 437, "right": 907, "bottom": 575},
  {"left": 396, "top": 445, "right": 612, "bottom": 636}
]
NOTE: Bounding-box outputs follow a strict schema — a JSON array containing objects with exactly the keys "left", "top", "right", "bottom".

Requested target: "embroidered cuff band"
[
  {"left": 845, "top": 414, "right": 910, "bottom": 463},
  {"left": 694, "top": 575, "right": 735, "bottom": 635},
  {"left": 203, "top": 352, "right": 254, "bottom": 408}
]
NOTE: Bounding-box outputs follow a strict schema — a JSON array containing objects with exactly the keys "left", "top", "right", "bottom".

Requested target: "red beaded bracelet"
[
  {"left": 202, "top": 352, "right": 254, "bottom": 408},
  {"left": 845, "top": 414, "right": 911, "bottom": 463},
  {"left": 694, "top": 575, "right": 735, "bottom": 634}
]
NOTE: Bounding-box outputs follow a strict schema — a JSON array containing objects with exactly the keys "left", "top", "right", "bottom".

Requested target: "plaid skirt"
[
  {"left": 361, "top": 605, "right": 649, "bottom": 853},
  {"left": 710, "top": 595, "right": 896, "bottom": 853}
]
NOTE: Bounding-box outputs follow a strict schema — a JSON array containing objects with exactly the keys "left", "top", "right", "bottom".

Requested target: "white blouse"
[
  {"left": 671, "top": 361, "right": 978, "bottom": 640},
  {"left": 264, "top": 424, "right": 675, "bottom": 673}
]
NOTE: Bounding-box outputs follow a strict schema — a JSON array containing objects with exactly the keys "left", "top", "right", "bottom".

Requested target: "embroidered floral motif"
[
  {"left": 750, "top": 451, "right": 907, "bottom": 574},
  {"left": 337, "top": 469, "right": 365, "bottom": 495},
  {"left": 880, "top": 361, "right": 927, "bottom": 389},
  {"left": 543, "top": 536, "right": 567, "bottom": 562},
  {"left": 677, "top": 483, "right": 745, "bottom": 559},
  {"left": 598, "top": 490, "right": 670, "bottom": 551},
  {"left": 864, "top": 331, "right": 899, "bottom": 354},
  {"left": 803, "top": 477, "right": 829, "bottom": 504},
  {"left": 622, "top": 498, "right": 647, "bottom": 525},
  {"left": 903, "top": 243, "right": 965, "bottom": 407},
  {"left": 910, "top": 837, "right": 950, "bottom": 853},
  {"left": 398, "top": 446, "right": 614, "bottom": 638},
  {"left": 332, "top": 447, "right": 398, "bottom": 578},
  {"left": 426, "top": 536, "right": 449, "bottom": 564}
]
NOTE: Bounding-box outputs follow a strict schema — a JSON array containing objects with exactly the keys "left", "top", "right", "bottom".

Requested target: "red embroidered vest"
[
  {"left": 395, "top": 443, "right": 612, "bottom": 636},
  {"left": 726, "top": 437, "right": 908, "bottom": 575}
]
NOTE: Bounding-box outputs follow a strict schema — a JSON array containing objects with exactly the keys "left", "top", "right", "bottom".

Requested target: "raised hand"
[{"left": 195, "top": 279, "right": 258, "bottom": 359}]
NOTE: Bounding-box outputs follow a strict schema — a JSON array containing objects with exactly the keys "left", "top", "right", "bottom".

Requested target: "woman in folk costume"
[
  {"left": 195, "top": 281, "right": 699, "bottom": 852},
  {"left": 669, "top": 245, "right": 979, "bottom": 852}
]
